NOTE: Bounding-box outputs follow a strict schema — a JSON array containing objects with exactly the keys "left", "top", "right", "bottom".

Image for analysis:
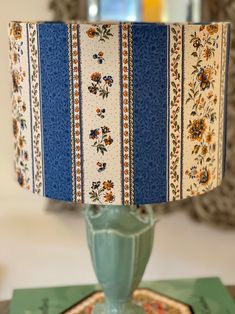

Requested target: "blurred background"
[{"left": 0, "top": 0, "right": 235, "bottom": 301}]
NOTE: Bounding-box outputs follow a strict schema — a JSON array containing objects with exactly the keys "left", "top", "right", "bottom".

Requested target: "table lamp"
[{"left": 9, "top": 21, "right": 230, "bottom": 314}]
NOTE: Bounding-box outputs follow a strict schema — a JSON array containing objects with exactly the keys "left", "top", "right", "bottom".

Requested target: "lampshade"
[{"left": 9, "top": 21, "right": 230, "bottom": 205}]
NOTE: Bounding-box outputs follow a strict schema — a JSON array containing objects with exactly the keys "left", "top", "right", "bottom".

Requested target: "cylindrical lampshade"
[{"left": 9, "top": 21, "right": 230, "bottom": 205}]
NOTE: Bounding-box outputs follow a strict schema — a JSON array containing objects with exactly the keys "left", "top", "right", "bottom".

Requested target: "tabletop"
[{"left": 1, "top": 287, "right": 235, "bottom": 313}]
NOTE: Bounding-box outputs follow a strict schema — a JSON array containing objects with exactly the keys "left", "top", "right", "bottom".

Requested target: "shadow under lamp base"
[{"left": 84, "top": 205, "right": 157, "bottom": 314}]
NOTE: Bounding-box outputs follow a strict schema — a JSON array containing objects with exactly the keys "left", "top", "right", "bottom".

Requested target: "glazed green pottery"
[{"left": 85, "top": 205, "right": 157, "bottom": 314}]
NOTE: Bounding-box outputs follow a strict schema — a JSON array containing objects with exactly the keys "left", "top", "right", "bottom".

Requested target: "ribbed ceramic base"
[
  {"left": 93, "top": 301, "right": 144, "bottom": 314},
  {"left": 85, "top": 205, "right": 156, "bottom": 314}
]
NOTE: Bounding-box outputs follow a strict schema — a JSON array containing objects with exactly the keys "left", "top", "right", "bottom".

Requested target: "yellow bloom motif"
[
  {"left": 206, "top": 131, "right": 213, "bottom": 144},
  {"left": 201, "top": 145, "right": 208, "bottom": 155},
  {"left": 104, "top": 191, "right": 115, "bottom": 203},
  {"left": 11, "top": 22, "right": 22, "bottom": 40},
  {"left": 103, "top": 180, "right": 114, "bottom": 191},
  {"left": 206, "top": 24, "right": 219, "bottom": 35},
  {"left": 189, "top": 119, "right": 207, "bottom": 141},
  {"left": 86, "top": 28, "right": 96, "bottom": 38}
]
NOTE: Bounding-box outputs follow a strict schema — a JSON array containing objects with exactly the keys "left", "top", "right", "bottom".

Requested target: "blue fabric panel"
[
  {"left": 39, "top": 23, "right": 72, "bottom": 201},
  {"left": 132, "top": 24, "right": 168, "bottom": 204}
]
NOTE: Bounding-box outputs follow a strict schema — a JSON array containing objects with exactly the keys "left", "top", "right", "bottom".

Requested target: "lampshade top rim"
[{"left": 10, "top": 21, "right": 230, "bottom": 26}]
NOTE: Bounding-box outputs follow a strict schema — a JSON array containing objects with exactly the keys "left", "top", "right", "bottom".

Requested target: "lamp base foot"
[{"left": 93, "top": 301, "right": 144, "bottom": 314}]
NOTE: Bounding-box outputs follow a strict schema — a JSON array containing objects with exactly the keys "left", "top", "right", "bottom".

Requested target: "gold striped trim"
[
  {"left": 68, "top": 24, "right": 82, "bottom": 202},
  {"left": 121, "top": 23, "right": 131, "bottom": 205},
  {"left": 28, "top": 23, "right": 44, "bottom": 195},
  {"left": 217, "top": 24, "right": 227, "bottom": 184},
  {"left": 129, "top": 24, "right": 134, "bottom": 205},
  {"left": 168, "top": 24, "right": 183, "bottom": 201},
  {"left": 72, "top": 24, "right": 82, "bottom": 202},
  {"left": 68, "top": 24, "right": 76, "bottom": 202}
]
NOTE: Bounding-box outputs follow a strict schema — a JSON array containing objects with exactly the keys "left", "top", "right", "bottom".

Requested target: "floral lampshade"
[{"left": 9, "top": 22, "right": 230, "bottom": 205}]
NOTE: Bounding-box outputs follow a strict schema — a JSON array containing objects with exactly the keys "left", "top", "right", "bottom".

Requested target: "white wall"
[{"left": 166, "top": 0, "right": 201, "bottom": 22}]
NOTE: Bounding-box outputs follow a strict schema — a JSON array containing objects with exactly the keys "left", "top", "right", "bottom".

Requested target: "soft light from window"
[{"left": 89, "top": 3, "right": 98, "bottom": 18}]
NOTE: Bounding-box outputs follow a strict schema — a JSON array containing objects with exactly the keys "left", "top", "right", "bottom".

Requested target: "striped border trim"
[
  {"left": 68, "top": 24, "right": 76, "bottom": 201},
  {"left": 181, "top": 25, "right": 185, "bottom": 199},
  {"left": 120, "top": 23, "right": 132, "bottom": 205},
  {"left": 119, "top": 23, "right": 124, "bottom": 205},
  {"left": 68, "top": 24, "right": 83, "bottom": 203},
  {"left": 77, "top": 25, "right": 84, "bottom": 202},
  {"left": 26, "top": 24, "right": 35, "bottom": 192},
  {"left": 168, "top": 24, "right": 183, "bottom": 201},
  {"left": 166, "top": 24, "right": 170, "bottom": 201},
  {"left": 27, "top": 23, "right": 44, "bottom": 195},
  {"left": 37, "top": 24, "right": 45, "bottom": 195},
  {"left": 217, "top": 24, "right": 227, "bottom": 183},
  {"left": 128, "top": 24, "right": 134, "bottom": 205},
  {"left": 223, "top": 24, "right": 231, "bottom": 176}
]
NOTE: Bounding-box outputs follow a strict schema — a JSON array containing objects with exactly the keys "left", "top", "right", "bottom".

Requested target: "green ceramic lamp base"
[
  {"left": 84, "top": 205, "right": 157, "bottom": 314},
  {"left": 93, "top": 300, "right": 144, "bottom": 314}
]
